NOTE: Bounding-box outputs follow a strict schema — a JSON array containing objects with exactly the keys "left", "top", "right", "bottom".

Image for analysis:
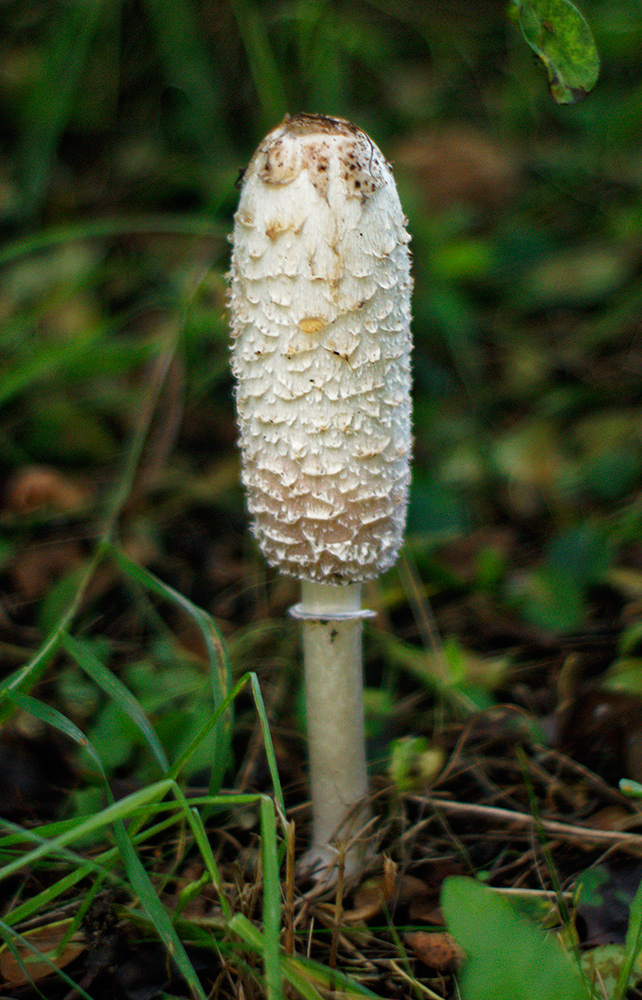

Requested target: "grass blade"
[
  {"left": 108, "top": 544, "right": 232, "bottom": 793},
  {"left": 0, "top": 814, "right": 124, "bottom": 893},
  {"left": 168, "top": 673, "right": 249, "bottom": 784},
  {"left": 230, "top": 913, "right": 385, "bottom": 1000},
  {"left": 110, "top": 821, "right": 207, "bottom": 1000},
  {"left": 18, "top": 0, "right": 105, "bottom": 213},
  {"left": 0, "top": 919, "right": 93, "bottom": 1000},
  {"left": 176, "top": 803, "right": 232, "bottom": 921},
  {"left": 6, "top": 689, "right": 105, "bottom": 774},
  {"left": 141, "top": 0, "right": 227, "bottom": 156},
  {"left": 0, "top": 694, "right": 206, "bottom": 999},
  {"left": 62, "top": 633, "right": 170, "bottom": 773},
  {"left": 0, "top": 324, "right": 109, "bottom": 409},
  {"left": 228, "top": 0, "right": 288, "bottom": 127},
  {"left": 614, "top": 873, "right": 642, "bottom": 998},
  {"left": 250, "top": 672, "right": 285, "bottom": 813},
  {"left": 260, "top": 796, "right": 283, "bottom": 1000},
  {"left": 0, "top": 215, "right": 225, "bottom": 269}
]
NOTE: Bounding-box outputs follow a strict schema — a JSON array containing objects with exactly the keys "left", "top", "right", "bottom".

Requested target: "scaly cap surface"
[{"left": 229, "top": 113, "right": 412, "bottom": 583}]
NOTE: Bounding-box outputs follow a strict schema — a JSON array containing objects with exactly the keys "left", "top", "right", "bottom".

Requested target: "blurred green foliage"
[
  {"left": 0, "top": 0, "right": 642, "bottom": 725},
  {"left": 1, "top": 0, "right": 642, "bottom": 641}
]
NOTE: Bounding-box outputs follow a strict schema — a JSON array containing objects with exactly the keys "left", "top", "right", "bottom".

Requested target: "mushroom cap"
[{"left": 229, "top": 113, "right": 412, "bottom": 584}]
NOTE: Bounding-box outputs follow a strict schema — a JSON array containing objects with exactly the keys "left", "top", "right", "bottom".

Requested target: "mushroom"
[{"left": 229, "top": 113, "right": 412, "bottom": 876}]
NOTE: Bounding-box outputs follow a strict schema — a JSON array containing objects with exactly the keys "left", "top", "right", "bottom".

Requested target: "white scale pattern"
[{"left": 229, "top": 114, "right": 413, "bottom": 583}]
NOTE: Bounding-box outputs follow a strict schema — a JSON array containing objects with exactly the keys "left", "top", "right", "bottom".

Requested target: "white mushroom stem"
[{"left": 290, "top": 582, "right": 374, "bottom": 875}]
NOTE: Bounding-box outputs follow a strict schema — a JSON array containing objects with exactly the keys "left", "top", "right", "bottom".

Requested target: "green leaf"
[
  {"left": 442, "top": 877, "right": 590, "bottom": 1000},
  {"left": 517, "top": 524, "right": 613, "bottom": 633},
  {"left": 512, "top": 0, "right": 600, "bottom": 103},
  {"left": 621, "top": 780, "right": 642, "bottom": 799},
  {"left": 545, "top": 524, "right": 612, "bottom": 586}
]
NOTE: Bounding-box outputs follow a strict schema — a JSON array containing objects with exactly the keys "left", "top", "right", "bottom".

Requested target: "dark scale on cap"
[
  {"left": 251, "top": 112, "right": 389, "bottom": 200},
  {"left": 283, "top": 112, "right": 363, "bottom": 138},
  {"left": 339, "top": 144, "right": 383, "bottom": 198}
]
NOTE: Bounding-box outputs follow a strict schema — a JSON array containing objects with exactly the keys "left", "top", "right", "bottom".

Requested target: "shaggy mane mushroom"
[{"left": 229, "top": 112, "right": 412, "bottom": 877}]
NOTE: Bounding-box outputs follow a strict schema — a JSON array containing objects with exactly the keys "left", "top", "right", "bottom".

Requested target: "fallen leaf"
[
  {"left": 583, "top": 806, "right": 635, "bottom": 832},
  {"left": 0, "top": 919, "right": 85, "bottom": 985},
  {"left": 348, "top": 879, "right": 386, "bottom": 922},
  {"left": 405, "top": 931, "right": 463, "bottom": 971},
  {"left": 4, "top": 465, "right": 90, "bottom": 514}
]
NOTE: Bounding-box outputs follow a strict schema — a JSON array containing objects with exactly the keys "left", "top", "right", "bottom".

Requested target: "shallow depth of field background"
[{"left": 2, "top": 2, "right": 642, "bottom": 998}]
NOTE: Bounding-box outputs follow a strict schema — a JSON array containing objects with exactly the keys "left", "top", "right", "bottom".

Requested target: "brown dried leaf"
[
  {"left": 5, "top": 465, "right": 91, "bottom": 514},
  {"left": 0, "top": 920, "right": 85, "bottom": 985},
  {"left": 348, "top": 879, "right": 387, "bottom": 922},
  {"left": 394, "top": 874, "right": 433, "bottom": 907},
  {"left": 405, "top": 930, "right": 463, "bottom": 971},
  {"left": 583, "top": 806, "right": 636, "bottom": 832}
]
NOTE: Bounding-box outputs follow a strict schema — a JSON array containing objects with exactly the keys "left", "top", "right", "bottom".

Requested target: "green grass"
[{"left": 0, "top": 536, "right": 288, "bottom": 996}]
